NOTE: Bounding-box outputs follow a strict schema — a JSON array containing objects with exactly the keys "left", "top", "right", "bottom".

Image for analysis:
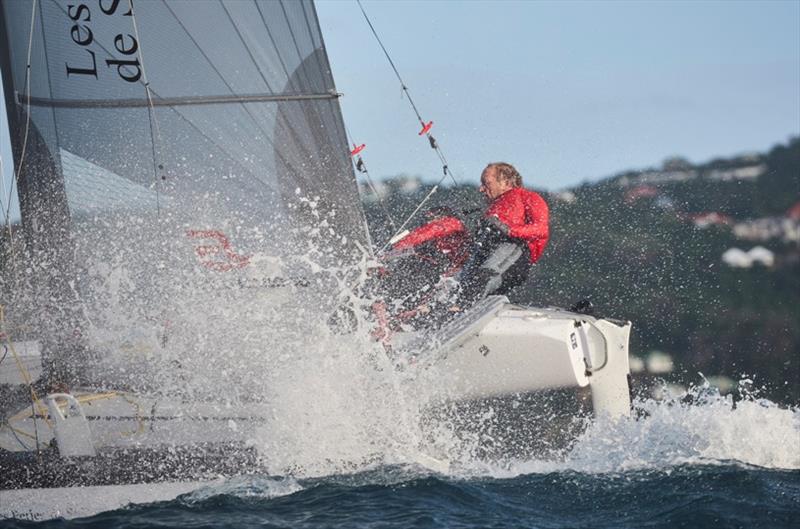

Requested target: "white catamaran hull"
[
  {"left": 0, "top": 482, "right": 211, "bottom": 521},
  {"left": 396, "top": 296, "right": 632, "bottom": 417}
]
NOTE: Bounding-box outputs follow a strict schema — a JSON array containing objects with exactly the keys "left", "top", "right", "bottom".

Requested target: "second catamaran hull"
[
  {"left": 0, "top": 481, "right": 211, "bottom": 521},
  {"left": 0, "top": 441, "right": 261, "bottom": 520}
]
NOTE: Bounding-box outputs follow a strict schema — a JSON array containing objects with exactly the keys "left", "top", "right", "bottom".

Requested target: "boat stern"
[{"left": 406, "top": 297, "right": 632, "bottom": 418}]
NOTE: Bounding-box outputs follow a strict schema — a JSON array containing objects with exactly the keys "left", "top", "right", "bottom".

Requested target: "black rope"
[
  {"left": 1, "top": 417, "right": 31, "bottom": 450},
  {"left": 29, "top": 389, "right": 40, "bottom": 454},
  {"left": 356, "top": 0, "right": 484, "bottom": 220}
]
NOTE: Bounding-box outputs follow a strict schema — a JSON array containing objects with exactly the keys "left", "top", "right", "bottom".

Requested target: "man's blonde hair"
[{"left": 486, "top": 162, "right": 522, "bottom": 188}]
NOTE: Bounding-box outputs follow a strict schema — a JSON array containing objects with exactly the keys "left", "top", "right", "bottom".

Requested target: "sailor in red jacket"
[{"left": 457, "top": 162, "right": 549, "bottom": 305}]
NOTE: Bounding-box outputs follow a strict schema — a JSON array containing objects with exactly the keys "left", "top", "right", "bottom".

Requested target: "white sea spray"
[
  {"left": 473, "top": 381, "right": 800, "bottom": 479},
  {"left": 183, "top": 476, "right": 304, "bottom": 502}
]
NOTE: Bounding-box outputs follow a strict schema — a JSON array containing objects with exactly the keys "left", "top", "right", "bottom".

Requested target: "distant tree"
[{"left": 661, "top": 156, "right": 693, "bottom": 171}]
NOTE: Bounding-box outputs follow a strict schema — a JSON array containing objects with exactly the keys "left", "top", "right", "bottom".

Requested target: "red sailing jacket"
[
  {"left": 485, "top": 187, "right": 549, "bottom": 262},
  {"left": 392, "top": 216, "right": 470, "bottom": 275}
]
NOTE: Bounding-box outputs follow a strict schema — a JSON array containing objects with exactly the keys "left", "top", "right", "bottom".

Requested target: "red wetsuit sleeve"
[{"left": 393, "top": 217, "right": 466, "bottom": 250}]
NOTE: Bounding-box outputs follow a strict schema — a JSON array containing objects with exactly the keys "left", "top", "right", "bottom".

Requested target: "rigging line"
[
  {"left": 128, "top": 0, "right": 162, "bottom": 215},
  {"left": 4, "top": 0, "right": 37, "bottom": 238},
  {"left": 355, "top": 0, "right": 484, "bottom": 243},
  {"left": 356, "top": 0, "right": 460, "bottom": 181},
  {"left": 355, "top": 0, "right": 423, "bottom": 125},
  {"left": 342, "top": 121, "right": 398, "bottom": 231},
  {"left": 378, "top": 180, "right": 442, "bottom": 253}
]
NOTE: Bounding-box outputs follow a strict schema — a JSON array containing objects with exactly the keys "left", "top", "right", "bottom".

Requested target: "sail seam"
[
  {"left": 128, "top": 0, "right": 162, "bottom": 215},
  {"left": 279, "top": 0, "right": 317, "bottom": 93},
  {"left": 251, "top": 0, "right": 329, "bottom": 173},
  {"left": 300, "top": 1, "right": 352, "bottom": 179},
  {"left": 220, "top": 2, "right": 276, "bottom": 94},
  {"left": 158, "top": 0, "right": 298, "bottom": 193},
  {"left": 16, "top": 92, "right": 341, "bottom": 109},
  {"left": 275, "top": 0, "right": 336, "bottom": 180},
  {"left": 221, "top": 0, "right": 325, "bottom": 179}
]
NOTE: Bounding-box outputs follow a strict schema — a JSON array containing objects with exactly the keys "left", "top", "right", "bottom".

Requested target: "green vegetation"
[{"left": 364, "top": 137, "right": 800, "bottom": 404}]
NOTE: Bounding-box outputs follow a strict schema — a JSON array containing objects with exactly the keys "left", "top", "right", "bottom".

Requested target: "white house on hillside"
[{"left": 721, "top": 246, "right": 775, "bottom": 268}]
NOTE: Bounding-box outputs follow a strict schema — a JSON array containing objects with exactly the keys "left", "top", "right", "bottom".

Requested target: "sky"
[
  {"left": 0, "top": 81, "right": 18, "bottom": 225},
  {"left": 2, "top": 0, "right": 799, "bottom": 224},
  {"left": 315, "top": 0, "right": 800, "bottom": 190}
]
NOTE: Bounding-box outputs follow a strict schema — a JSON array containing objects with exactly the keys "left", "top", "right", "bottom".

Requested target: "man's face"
[{"left": 479, "top": 167, "right": 509, "bottom": 200}]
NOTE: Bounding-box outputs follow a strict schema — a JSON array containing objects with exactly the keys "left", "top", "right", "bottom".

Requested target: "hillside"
[{"left": 363, "top": 137, "right": 800, "bottom": 404}]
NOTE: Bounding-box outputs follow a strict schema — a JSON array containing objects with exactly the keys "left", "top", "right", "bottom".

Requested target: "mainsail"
[{"left": 0, "top": 0, "right": 370, "bottom": 395}]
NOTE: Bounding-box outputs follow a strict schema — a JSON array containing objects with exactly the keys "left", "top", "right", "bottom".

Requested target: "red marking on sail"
[
  {"left": 418, "top": 121, "right": 433, "bottom": 136},
  {"left": 350, "top": 143, "right": 366, "bottom": 156},
  {"left": 186, "top": 230, "right": 251, "bottom": 272}
]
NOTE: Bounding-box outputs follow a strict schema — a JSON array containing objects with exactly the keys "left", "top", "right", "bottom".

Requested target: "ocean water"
[
  {"left": 3, "top": 386, "right": 798, "bottom": 529},
  {"left": 3, "top": 465, "right": 795, "bottom": 529}
]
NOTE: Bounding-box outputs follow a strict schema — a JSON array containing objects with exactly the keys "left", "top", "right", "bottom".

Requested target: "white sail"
[{"left": 0, "top": 0, "right": 370, "bottom": 394}]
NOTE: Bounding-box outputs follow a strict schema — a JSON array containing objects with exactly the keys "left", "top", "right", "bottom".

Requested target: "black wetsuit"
[{"left": 455, "top": 219, "right": 531, "bottom": 306}]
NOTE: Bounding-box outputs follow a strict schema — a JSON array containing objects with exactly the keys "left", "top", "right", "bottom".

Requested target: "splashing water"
[
  {"left": 6, "top": 201, "right": 796, "bottom": 486},
  {"left": 459, "top": 381, "right": 799, "bottom": 479},
  {"left": 249, "top": 310, "right": 800, "bottom": 479}
]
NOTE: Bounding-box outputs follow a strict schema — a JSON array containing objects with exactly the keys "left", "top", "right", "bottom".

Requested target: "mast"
[{"left": 0, "top": 1, "right": 83, "bottom": 388}]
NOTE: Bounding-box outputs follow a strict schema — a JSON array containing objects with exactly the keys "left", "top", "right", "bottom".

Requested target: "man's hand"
[{"left": 485, "top": 215, "right": 510, "bottom": 236}]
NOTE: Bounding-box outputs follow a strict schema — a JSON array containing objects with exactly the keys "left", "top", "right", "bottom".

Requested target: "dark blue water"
[{"left": 3, "top": 464, "right": 798, "bottom": 529}]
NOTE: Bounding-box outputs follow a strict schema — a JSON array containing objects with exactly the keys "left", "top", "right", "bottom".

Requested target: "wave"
[{"left": 468, "top": 381, "right": 800, "bottom": 478}]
